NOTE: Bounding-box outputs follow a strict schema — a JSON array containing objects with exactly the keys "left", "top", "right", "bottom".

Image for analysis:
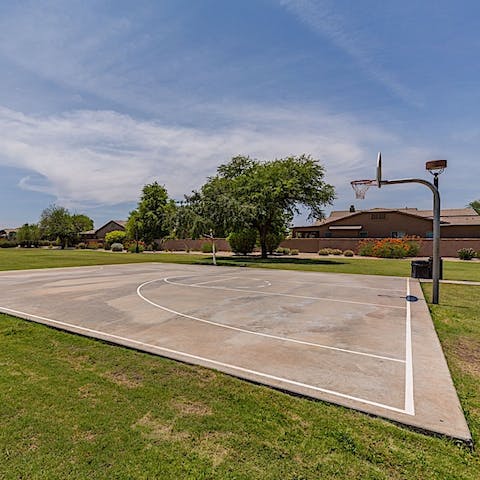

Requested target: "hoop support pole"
[{"left": 382, "top": 178, "right": 440, "bottom": 304}]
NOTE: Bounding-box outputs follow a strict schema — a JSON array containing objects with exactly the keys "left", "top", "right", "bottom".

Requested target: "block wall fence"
[{"left": 161, "top": 238, "right": 480, "bottom": 257}]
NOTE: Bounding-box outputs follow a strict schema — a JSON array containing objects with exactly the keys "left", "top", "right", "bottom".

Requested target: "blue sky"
[{"left": 1, "top": 0, "right": 479, "bottom": 228}]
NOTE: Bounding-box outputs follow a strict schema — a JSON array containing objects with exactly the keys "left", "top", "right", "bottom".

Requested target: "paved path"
[{"left": 0, "top": 263, "right": 471, "bottom": 443}]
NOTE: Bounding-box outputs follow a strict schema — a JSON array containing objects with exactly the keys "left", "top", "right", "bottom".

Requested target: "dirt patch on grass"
[
  {"left": 61, "top": 353, "right": 92, "bottom": 372},
  {"left": 166, "top": 364, "right": 218, "bottom": 386},
  {"left": 172, "top": 399, "right": 212, "bottom": 416},
  {"left": 133, "top": 412, "right": 190, "bottom": 442},
  {"left": 286, "top": 411, "right": 311, "bottom": 429},
  {"left": 102, "top": 369, "right": 143, "bottom": 388},
  {"left": 78, "top": 383, "right": 98, "bottom": 403},
  {"left": 195, "top": 432, "right": 231, "bottom": 467},
  {"left": 449, "top": 337, "right": 480, "bottom": 377},
  {"left": 72, "top": 428, "right": 97, "bottom": 443}
]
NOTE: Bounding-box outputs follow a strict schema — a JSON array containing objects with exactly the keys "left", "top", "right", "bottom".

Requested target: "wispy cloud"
[
  {"left": 0, "top": 104, "right": 396, "bottom": 208},
  {"left": 279, "top": 0, "right": 421, "bottom": 106}
]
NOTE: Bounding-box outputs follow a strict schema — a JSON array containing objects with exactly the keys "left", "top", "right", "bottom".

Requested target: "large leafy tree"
[
  {"left": 39, "top": 205, "right": 75, "bottom": 248},
  {"left": 469, "top": 200, "right": 480, "bottom": 215},
  {"left": 39, "top": 205, "right": 93, "bottom": 248},
  {"left": 131, "top": 182, "right": 176, "bottom": 245},
  {"left": 126, "top": 210, "right": 144, "bottom": 253},
  {"left": 72, "top": 214, "right": 93, "bottom": 234},
  {"left": 190, "top": 155, "right": 335, "bottom": 258},
  {"left": 16, "top": 223, "right": 41, "bottom": 247}
]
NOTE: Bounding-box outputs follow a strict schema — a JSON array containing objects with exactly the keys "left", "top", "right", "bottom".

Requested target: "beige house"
[
  {"left": 293, "top": 207, "right": 480, "bottom": 239},
  {"left": 80, "top": 220, "right": 126, "bottom": 245},
  {"left": 0, "top": 228, "right": 18, "bottom": 241}
]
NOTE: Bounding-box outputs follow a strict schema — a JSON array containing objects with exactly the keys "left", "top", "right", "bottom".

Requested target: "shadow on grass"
[{"left": 195, "top": 255, "right": 348, "bottom": 266}]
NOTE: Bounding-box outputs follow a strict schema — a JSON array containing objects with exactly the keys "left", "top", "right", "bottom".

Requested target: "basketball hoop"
[{"left": 350, "top": 179, "right": 377, "bottom": 199}]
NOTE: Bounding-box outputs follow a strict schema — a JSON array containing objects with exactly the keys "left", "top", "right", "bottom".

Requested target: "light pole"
[{"left": 426, "top": 160, "right": 447, "bottom": 190}]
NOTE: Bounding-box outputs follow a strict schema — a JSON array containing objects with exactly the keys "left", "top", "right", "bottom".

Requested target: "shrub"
[
  {"left": 227, "top": 230, "right": 256, "bottom": 255},
  {"left": 343, "top": 249, "right": 354, "bottom": 257},
  {"left": 331, "top": 249, "right": 342, "bottom": 255},
  {"left": 375, "top": 238, "right": 420, "bottom": 258},
  {"left": 318, "top": 248, "right": 333, "bottom": 256},
  {"left": 404, "top": 236, "right": 422, "bottom": 257},
  {"left": 86, "top": 242, "right": 100, "bottom": 250},
  {"left": 105, "top": 230, "right": 127, "bottom": 247},
  {"left": 201, "top": 242, "right": 213, "bottom": 253},
  {"left": 265, "top": 231, "right": 285, "bottom": 255},
  {"left": 76, "top": 242, "right": 86, "bottom": 249},
  {"left": 38, "top": 240, "right": 52, "bottom": 247},
  {"left": 372, "top": 238, "right": 409, "bottom": 258},
  {"left": 111, "top": 243, "right": 124, "bottom": 252},
  {"left": 275, "top": 247, "right": 290, "bottom": 255},
  {"left": 458, "top": 247, "right": 476, "bottom": 260},
  {"left": 128, "top": 242, "right": 145, "bottom": 253},
  {"left": 0, "top": 240, "right": 17, "bottom": 248},
  {"left": 290, "top": 248, "right": 299, "bottom": 255},
  {"left": 358, "top": 240, "right": 375, "bottom": 257}
]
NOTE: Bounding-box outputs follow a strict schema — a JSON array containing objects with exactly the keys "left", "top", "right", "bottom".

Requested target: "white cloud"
[{"left": 0, "top": 104, "right": 397, "bottom": 208}]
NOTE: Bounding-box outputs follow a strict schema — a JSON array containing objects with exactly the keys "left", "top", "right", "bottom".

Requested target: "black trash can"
[
  {"left": 428, "top": 257, "right": 443, "bottom": 280},
  {"left": 411, "top": 260, "right": 431, "bottom": 279}
]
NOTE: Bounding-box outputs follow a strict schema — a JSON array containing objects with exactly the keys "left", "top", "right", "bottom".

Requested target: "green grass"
[
  {"left": 1, "top": 284, "right": 480, "bottom": 478},
  {"left": 0, "top": 250, "right": 479, "bottom": 477},
  {"left": 1, "top": 248, "right": 479, "bottom": 281}
]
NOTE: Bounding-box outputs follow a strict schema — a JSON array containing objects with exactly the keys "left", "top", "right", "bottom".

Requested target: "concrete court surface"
[{"left": 0, "top": 262, "right": 471, "bottom": 443}]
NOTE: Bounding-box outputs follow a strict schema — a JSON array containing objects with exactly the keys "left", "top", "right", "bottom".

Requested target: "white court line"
[
  {"left": 177, "top": 275, "right": 272, "bottom": 289},
  {"left": 288, "top": 280, "right": 405, "bottom": 293},
  {"left": 164, "top": 276, "right": 405, "bottom": 310},
  {"left": 404, "top": 278, "right": 415, "bottom": 415},
  {"left": 137, "top": 278, "right": 405, "bottom": 363},
  {"left": 0, "top": 305, "right": 410, "bottom": 416},
  {"left": 191, "top": 276, "right": 241, "bottom": 285}
]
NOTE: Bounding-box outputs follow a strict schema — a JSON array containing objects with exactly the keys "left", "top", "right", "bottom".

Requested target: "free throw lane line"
[
  {"left": 137, "top": 278, "right": 405, "bottom": 363},
  {"left": 404, "top": 278, "right": 415, "bottom": 415},
  {"left": 164, "top": 276, "right": 405, "bottom": 310}
]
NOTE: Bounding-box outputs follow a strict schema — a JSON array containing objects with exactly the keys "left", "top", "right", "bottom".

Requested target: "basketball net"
[{"left": 350, "top": 180, "right": 377, "bottom": 200}]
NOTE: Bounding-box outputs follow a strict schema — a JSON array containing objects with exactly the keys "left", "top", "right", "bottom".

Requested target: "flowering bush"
[
  {"left": 359, "top": 237, "right": 422, "bottom": 258},
  {"left": 358, "top": 241, "right": 375, "bottom": 257}
]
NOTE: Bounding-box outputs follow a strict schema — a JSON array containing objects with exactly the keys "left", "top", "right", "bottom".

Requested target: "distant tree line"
[
  {"left": 8, "top": 206, "right": 94, "bottom": 249},
  {"left": 4, "top": 154, "right": 338, "bottom": 256},
  {"left": 9, "top": 155, "right": 475, "bottom": 256},
  {"left": 126, "top": 154, "right": 335, "bottom": 258}
]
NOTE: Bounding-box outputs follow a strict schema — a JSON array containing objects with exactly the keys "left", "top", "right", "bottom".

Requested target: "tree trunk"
[{"left": 259, "top": 229, "right": 268, "bottom": 259}]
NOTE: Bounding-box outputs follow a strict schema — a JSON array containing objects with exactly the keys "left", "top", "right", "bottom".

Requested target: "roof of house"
[
  {"left": 301, "top": 207, "right": 480, "bottom": 228},
  {"left": 80, "top": 219, "right": 127, "bottom": 235}
]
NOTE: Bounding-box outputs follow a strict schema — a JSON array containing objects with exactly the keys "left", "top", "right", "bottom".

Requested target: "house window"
[
  {"left": 371, "top": 212, "right": 386, "bottom": 220},
  {"left": 359, "top": 231, "right": 368, "bottom": 238},
  {"left": 426, "top": 231, "right": 433, "bottom": 238},
  {"left": 391, "top": 231, "right": 405, "bottom": 238},
  {"left": 325, "top": 232, "right": 332, "bottom": 238}
]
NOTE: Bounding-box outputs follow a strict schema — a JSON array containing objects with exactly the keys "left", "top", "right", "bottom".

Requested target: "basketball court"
[{"left": 0, "top": 262, "right": 471, "bottom": 443}]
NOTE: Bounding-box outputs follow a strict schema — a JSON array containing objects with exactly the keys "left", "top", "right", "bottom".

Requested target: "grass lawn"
[
  {"left": 0, "top": 248, "right": 479, "bottom": 281},
  {"left": 0, "top": 283, "right": 479, "bottom": 478}
]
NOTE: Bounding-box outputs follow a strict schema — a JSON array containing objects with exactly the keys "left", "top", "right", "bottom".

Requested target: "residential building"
[
  {"left": 80, "top": 220, "right": 126, "bottom": 245},
  {"left": 292, "top": 207, "right": 480, "bottom": 239}
]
